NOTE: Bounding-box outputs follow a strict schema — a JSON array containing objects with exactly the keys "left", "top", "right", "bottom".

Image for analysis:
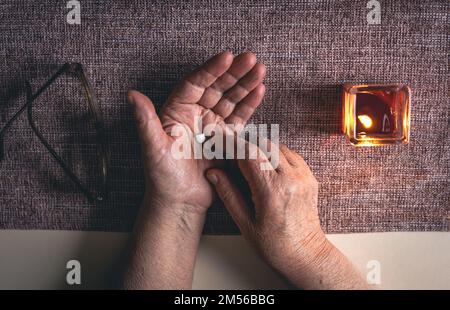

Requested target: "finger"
[
  {"left": 128, "top": 90, "right": 169, "bottom": 151},
  {"left": 257, "top": 137, "right": 289, "bottom": 172},
  {"left": 279, "top": 144, "right": 296, "bottom": 166},
  {"left": 235, "top": 139, "right": 274, "bottom": 188},
  {"left": 169, "top": 51, "right": 233, "bottom": 104},
  {"left": 197, "top": 52, "right": 257, "bottom": 109},
  {"left": 206, "top": 169, "right": 253, "bottom": 233},
  {"left": 225, "top": 84, "right": 265, "bottom": 126},
  {"left": 279, "top": 144, "right": 308, "bottom": 167},
  {"left": 213, "top": 63, "right": 266, "bottom": 118}
]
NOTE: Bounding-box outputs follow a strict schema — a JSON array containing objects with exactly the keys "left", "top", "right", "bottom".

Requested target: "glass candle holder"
[{"left": 342, "top": 84, "right": 411, "bottom": 146}]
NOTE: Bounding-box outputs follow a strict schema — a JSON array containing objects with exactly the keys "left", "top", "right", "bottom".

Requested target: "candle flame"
[{"left": 358, "top": 114, "right": 373, "bottom": 129}]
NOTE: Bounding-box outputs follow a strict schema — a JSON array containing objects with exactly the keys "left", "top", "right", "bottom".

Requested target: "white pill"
[{"left": 195, "top": 133, "right": 206, "bottom": 144}]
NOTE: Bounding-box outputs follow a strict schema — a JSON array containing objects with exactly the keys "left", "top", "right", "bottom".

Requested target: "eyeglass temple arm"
[
  {"left": 26, "top": 101, "right": 99, "bottom": 202},
  {"left": 0, "top": 64, "right": 69, "bottom": 161}
]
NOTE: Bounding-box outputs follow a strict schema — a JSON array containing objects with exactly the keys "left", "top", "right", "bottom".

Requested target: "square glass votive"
[{"left": 342, "top": 84, "right": 411, "bottom": 146}]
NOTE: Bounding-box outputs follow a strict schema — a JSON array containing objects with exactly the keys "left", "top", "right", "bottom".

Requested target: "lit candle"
[{"left": 342, "top": 84, "right": 411, "bottom": 146}]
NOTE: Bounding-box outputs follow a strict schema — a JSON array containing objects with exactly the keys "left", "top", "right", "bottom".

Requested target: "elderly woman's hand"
[
  {"left": 206, "top": 142, "right": 369, "bottom": 289},
  {"left": 129, "top": 51, "right": 265, "bottom": 215},
  {"left": 125, "top": 51, "right": 265, "bottom": 289}
]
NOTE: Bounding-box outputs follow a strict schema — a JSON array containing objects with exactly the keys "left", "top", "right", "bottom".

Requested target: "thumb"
[
  {"left": 206, "top": 169, "right": 253, "bottom": 234},
  {"left": 128, "top": 90, "right": 168, "bottom": 150}
]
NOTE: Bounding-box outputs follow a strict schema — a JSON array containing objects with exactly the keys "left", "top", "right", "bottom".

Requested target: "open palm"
[{"left": 129, "top": 51, "right": 266, "bottom": 212}]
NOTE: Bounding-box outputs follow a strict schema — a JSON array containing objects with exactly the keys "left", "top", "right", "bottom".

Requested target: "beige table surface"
[{"left": 0, "top": 231, "right": 448, "bottom": 290}]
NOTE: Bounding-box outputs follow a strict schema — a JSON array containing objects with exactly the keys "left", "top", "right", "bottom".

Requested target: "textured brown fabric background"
[{"left": 0, "top": 1, "right": 448, "bottom": 233}]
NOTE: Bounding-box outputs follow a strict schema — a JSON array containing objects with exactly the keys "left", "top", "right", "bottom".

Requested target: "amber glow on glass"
[{"left": 342, "top": 84, "right": 411, "bottom": 146}]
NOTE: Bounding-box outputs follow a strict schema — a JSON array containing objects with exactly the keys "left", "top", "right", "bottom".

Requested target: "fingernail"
[{"left": 207, "top": 173, "right": 218, "bottom": 185}]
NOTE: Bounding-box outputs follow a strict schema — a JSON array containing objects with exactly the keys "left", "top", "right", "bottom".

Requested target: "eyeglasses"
[{"left": 0, "top": 63, "right": 109, "bottom": 202}]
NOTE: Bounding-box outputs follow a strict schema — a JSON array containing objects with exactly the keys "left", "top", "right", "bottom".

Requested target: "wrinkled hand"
[
  {"left": 206, "top": 143, "right": 368, "bottom": 289},
  {"left": 128, "top": 51, "right": 266, "bottom": 214},
  {"left": 206, "top": 142, "right": 324, "bottom": 274}
]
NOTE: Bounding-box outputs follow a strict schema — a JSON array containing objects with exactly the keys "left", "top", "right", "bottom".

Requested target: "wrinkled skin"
[
  {"left": 129, "top": 51, "right": 266, "bottom": 214},
  {"left": 207, "top": 142, "right": 323, "bottom": 273},
  {"left": 207, "top": 143, "right": 369, "bottom": 289},
  {"left": 125, "top": 52, "right": 368, "bottom": 290}
]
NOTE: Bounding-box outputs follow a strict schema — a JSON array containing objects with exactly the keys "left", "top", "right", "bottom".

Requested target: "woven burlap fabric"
[{"left": 0, "top": 1, "right": 448, "bottom": 233}]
